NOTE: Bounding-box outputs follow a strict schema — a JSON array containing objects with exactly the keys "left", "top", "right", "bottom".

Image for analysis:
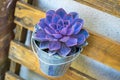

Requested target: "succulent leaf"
[
  {"left": 60, "top": 36, "right": 70, "bottom": 42},
  {"left": 49, "top": 41, "right": 61, "bottom": 50},
  {"left": 64, "top": 14, "right": 73, "bottom": 23},
  {"left": 79, "top": 29, "right": 89, "bottom": 38},
  {"left": 52, "top": 34, "right": 62, "bottom": 39},
  {"left": 57, "top": 19, "right": 64, "bottom": 27},
  {"left": 34, "top": 29, "right": 47, "bottom": 41},
  {"left": 60, "top": 27, "right": 68, "bottom": 35},
  {"left": 45, "top": 14, "right": 52, "bottom": 25},
  {"left": 58, "top": 44, "right": 71, "bottom": 57},
  {"left": 66, "top": 26, "right": 74, "bottom": 35},
  {"left": 66, "top": 37, "right": 77, "bottom": 47},
  {"left": 39, "top": 41, "right": 49, "bottom": 49},
  {"left": 56, "top": 8, "right": 67, "bottom": 18},
  {"left": 46, "top": 10, "right": 55, "bottom": 16},
  {"left": 77, "top": 34, "right": 85, "bottom": 45},
  {"left": 46, "top": 35, "right": 58, "bottom": 41},
  {"left": 69, "top": 12, "right": 78, "bottom": 19},
  {"left": 73, "top": 22, "right": 82, "bottom": 34},
  {"left": 38, "top": 18, "right": 47, "bottom": 29},
  {"left": 52, "top": 14, "right": 61, "bottom": 23}
]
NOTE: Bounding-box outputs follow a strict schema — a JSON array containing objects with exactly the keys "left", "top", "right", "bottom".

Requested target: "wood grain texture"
[
  {"left": 15, "top": 25, "right": 27, "bottom": 43},
  {"left": 14, "top": 1, "right": 45, "bottom": 29},
  {"left": 10, "top": 26, "right": 25, "bottom": 74},
  {"left": 82, "top": 32, "right": 120, "bottom": 70},
  {"left": 75, "top": 0, "right": 120, "bottom": 18},
  {"left": 8, "top": 40, "right": 91, "bottom": 80},
  {"left": 5, "top": 71, "right": 24, "bottom": 80},
  {"left": 14, "top": 1, "right": 120, "bottom": 71},
  {"left": 10, "top": 19, "right": 27, "bottom": 74}
]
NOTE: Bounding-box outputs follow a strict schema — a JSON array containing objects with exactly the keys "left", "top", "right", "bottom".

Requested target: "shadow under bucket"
[{"left": 32, "top": 38, "right": 81, "bottom": 77}]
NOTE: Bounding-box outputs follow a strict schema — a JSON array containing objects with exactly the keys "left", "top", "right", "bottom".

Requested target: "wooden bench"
[{"left": 5, "top": 1, "right": 120, "bottom": 80}]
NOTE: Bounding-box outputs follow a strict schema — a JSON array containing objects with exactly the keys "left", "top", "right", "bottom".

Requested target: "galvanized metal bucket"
[
  {"left": 31, "top": 28, "right": 81, "bottom": 77},
  {"left": 31, "top": 39, "right": 80, "bottom": 77}
]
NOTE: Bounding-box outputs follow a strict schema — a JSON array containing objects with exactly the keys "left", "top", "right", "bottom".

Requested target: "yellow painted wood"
[
  {"left": 5, "top": 71, "right": 24, "bottom": 80},
  {"left": 10, "top": 25, "right": 27, "bottom": 74},
  {"left": 15, "top": 25, "right": 27, "bottom": 43},
  {"left": 75, "top": 0, "right": 120, "bottom": 18},
  {"left": 14, "top": 1, "right": 45, "bottom": 28}
]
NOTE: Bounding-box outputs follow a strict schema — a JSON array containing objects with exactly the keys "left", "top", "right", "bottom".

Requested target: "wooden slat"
[
  {"left": 14, "top": 1, "right": 120, "bottom": 71},
  {"left": 75, "top": 0, "right": 120, "bottom": 18},
  {"left": 14, "top": 1, "right": 45, "bottom": 29},
  {"left": 10, "top": 25, "right": 27, "bottom": 74},
  {"left": 8, "top": 0, "right": 32, "bottom": 78},
  {"left": 15, "top": 25, "right": 27, "bottom": 43},
  {"left": 10, "top": 16, "right": 27, "bottom": 75},
  {"left": 9, "top": 61, "right": 21, "bottom": 75},
  {"left": 5, "top": 71, "right": 24, "bottom": 80},
  {"left": 82, "top": 31, "right": 120, "bottom": 70},
  {"left": 8, "top": 40, "right": 91, "bottom": 80}
]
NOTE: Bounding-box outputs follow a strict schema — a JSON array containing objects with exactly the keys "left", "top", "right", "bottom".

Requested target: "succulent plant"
[{"left": 33, "top": 8, "right": 89, "bottom": 57}]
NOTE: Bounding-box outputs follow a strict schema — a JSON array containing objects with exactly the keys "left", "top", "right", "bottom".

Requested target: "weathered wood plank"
[
  {"left": 15, "top": 25, "right": 27, "bottom": 43},
  {"left": 9, "top": 0, "right": 32, "bottom": 77},
  {"left": 5, "top": 71, "right": 24, "bottom": 80},
  {"left": 14, "top": 1, "right": 45, "bottom": 28},
  {"left": 8, "top": 40, "right": 92, "bottom": 80},
  {"left": 9, "top": 61, "right": 21, "bottom": 75},
  {"left": 10, "top": 21, "right": 27, "bottom": 75},
  {"left": 82, "top": 30, "right": 120, "bottom": 71},
  {"left": 75, "top": 0, "right": 120, "bottom": 18},
  {"left": 10, "top": 25, "right": 27, "bottom": 74},
  {"left": 14, "top": 1, "right": 120, "bottom": 71}
]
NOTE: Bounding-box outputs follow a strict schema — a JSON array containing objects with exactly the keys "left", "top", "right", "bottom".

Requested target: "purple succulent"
[{"left": 33, "top": 8, "right": 89, "bottom": 57}]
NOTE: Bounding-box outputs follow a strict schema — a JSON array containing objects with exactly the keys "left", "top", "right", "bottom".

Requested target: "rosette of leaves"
[{"left": 33, "top": 8, "right": 89, "bottom": 57}]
